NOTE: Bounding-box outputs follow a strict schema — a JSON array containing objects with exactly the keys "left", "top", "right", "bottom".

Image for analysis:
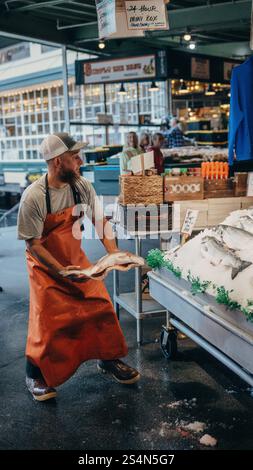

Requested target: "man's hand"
[{"left": 60, "top": 265, "right": 90, "bottom": 282}]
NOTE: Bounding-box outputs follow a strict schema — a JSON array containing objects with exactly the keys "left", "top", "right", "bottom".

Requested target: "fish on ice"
[
  {"left": 201, "top": 236, "right": 251, "bottom": 279},
  {"left": 237, "top": 216, "right": 253, "bottom": 234},
  {"left": 211, "top": 225, "right": 253, "bottom": 251}
]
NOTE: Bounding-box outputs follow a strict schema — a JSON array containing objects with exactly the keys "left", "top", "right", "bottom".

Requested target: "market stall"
[{"left": 146, "top": 207, "right": 253, "bottom": 386}]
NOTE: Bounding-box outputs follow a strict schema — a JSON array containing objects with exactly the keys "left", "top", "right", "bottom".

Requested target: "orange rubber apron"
[{"left": 25, "top": 175, "right": 128, "bottom": 387}]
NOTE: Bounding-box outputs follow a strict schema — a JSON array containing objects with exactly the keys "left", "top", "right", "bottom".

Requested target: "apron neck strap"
[
  {"left": 45, "top": 174, "right": 51, "bottom": 214},
  {"left": 45, "top": 174, "right": 81, "bottom": 214},
  {"left": 71, "top": 185, "right": 81, "bottom": 205}
]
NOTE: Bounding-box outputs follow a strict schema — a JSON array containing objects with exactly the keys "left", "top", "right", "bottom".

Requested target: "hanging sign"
[
  {"left": 191, "top": 57, "right": 210, "bottom": 80},
  {"left": 95, "top": 0, "right": 117, "bottom": 39},
  {"left": 224, "top": 62, "right": 237, "bottom": 81},
  {"left": 125, "top": 0, "right": 169, "bottom": 30},
  {"left": 110, "top": 0, "right": 145, "bottom": 38},
  {"left": 82, "top": 55, "right": 156, "bottom": 84}
]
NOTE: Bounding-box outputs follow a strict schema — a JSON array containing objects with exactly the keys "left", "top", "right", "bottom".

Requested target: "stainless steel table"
[
  {"left": 149, "top": 268, "right": 253, "bottom": 387},
  {"left": 112, "top": 223, "right": 169, "bottom": 345}
]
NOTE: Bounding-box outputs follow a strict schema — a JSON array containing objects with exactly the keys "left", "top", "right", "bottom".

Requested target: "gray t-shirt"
[{"left": 17, "top": 175, "right": 102, "bottom": 240}]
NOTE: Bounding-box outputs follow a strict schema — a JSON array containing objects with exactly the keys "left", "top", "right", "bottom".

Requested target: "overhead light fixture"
[
  {"left": 149, "top": 81, "right": 159, "bottom": 91},
  {"left": 189, "top": 41, "right": 196, "bottom": 50},
  {"left": 228, "top": 92, "right": 231, "bottom": 98},
  {"left": 183, "top": 33, "right": 191, "bottom": 42},
  {"left": 178, "top": 81, "right": 188, "bottom": 94},
  {"left": 118, "top": 83, "right": 127, "bottom": 95},
  {"left": 205, "top": 84, "right": 216, "bottom": 96},
  {"left": 98, "top": 41, "right": 105, "bottom": 50}
]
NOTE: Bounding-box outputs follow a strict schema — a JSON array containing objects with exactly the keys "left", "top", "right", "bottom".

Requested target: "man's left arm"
[{"left": 92, "top": 216, "right": 120, "bottom": 254}]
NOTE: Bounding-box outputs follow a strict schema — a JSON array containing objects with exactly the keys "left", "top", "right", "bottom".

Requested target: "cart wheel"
[{"left": 160, "top": 326, "right": 177, "bottom": 360}]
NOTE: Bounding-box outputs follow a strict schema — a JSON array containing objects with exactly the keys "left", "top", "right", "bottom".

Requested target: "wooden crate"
[
  {"left": 204, "top": 179, "right": 234, "bottom": 199},
  {"left": 120, "top": 175, "right": 163, "bottom": 205},
  {"left": 173, "top": 200, "right": 208, "bottom": 231},
  {"left": 164, "top": 175, "right": 204, "bottom": 202},
  {"left": 234, "top": 173, "right": 248, "bottom": 197},
  {"left": 208, "top": 197, "right": 241, "bottom": 226}
]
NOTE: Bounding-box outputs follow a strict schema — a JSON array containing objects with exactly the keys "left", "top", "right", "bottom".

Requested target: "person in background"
[
  {"left": 148, "top": 132, "right": 165, "bottom": 175},
  {"left": 139, "top": 133, "right": 151, "bottom": 152},
  {"left": 119, "top": 131, "right": 142, "bottom": 175},
  {"left": 167, "top": 117, "right": 188, "bottom": 148}
]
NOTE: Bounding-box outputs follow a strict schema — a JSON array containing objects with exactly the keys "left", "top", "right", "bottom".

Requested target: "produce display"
[
  {"left": 162, "top": 146, "right": 228, "bottom": 162},
  {"left": 201, "top": 162, "right": 229, "bottom": 179},
  {"left": 147, "top": 208, "right": 253, "bottom": 320}
]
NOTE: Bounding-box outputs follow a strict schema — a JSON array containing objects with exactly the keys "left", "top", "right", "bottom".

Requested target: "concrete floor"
[{"left": 0, "top": 225, "right": 253, "bottom": 451}]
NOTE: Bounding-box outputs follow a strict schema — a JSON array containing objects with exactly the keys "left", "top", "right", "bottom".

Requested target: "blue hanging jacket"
[{"left": 229, "top": 56, "right": 253, "bottom": 166}]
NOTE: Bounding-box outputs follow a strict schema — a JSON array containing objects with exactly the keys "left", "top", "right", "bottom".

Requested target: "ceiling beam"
[
  {"left": 71, "top": 1, "right": 252, "bottom": 44},
  {"left": 0, "top": 12, "right": 103, "bottom": 55},
  {"left": 6, "top": 0, "right": 96, "bottom": 12},
  {"left": 168, "top": 0, "right": 251, "bottom": 32},
  {"left": 5, "top": 0, "right": 65, "bottom": 11}
]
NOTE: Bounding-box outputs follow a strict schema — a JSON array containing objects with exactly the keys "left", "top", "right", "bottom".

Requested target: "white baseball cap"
[{"left": 39, "top": 133, "right": 86, "bottom": 161}]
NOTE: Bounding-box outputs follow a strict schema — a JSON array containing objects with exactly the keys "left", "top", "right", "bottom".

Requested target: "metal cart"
[
  {"left": 148, "top": 268, "right": 253, "bottom": 387},
  {"left": 112, "top": 222, "right": 170, "bottom": 345}
]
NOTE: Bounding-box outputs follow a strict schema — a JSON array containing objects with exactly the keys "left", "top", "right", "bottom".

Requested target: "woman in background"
[
  {"left": 119, "top": 131, "right": 142, "bottom": 175},
  {"left": 139, "top": 133, "right": 151, "bottom": 153},
  {"left": 147, "top": 133, "right": 165, "bottom": 175}
]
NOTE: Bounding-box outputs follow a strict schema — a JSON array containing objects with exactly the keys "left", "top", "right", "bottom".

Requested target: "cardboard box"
[{"left": 164, "top": 175, "right": 204, "bottom": 202}]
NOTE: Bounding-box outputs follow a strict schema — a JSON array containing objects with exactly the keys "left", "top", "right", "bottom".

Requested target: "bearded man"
[{"left": 17, "top": 133, "right": 140, "bottom": 401}]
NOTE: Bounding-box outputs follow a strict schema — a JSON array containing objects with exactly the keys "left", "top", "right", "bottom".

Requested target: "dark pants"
[
  {"left": 229, "top": 160, "right": 253, "bottom": 177},
  {"left": 26, "top": 360, "right": 42, "bottom": 379}
]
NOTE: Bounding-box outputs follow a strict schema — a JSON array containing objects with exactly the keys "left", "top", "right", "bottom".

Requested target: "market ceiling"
[{"left": 0, "top": 0, "right": 251, "bottom": 59}]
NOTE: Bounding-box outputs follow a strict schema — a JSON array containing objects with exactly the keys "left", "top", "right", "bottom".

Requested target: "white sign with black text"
[
  {"left": 95, "top": 0, "right": 117, "bottom": 39},
  {"left": 125, "top": 0, "right": 169, "bottom": 30},
  {"left": 181, "top": 209, "right": 199, "bottom": 236},
  {"left": 83, "top": 55, "right": 156, "bottom": 84},
  {"left": 247, "top": 172, "right": 253, "bottom": 197}
]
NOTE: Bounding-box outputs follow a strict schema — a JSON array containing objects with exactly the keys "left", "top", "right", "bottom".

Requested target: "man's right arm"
[
  {"left": 26, "top": 238, "right": 64, "bottom": 274},
  {"left": 26, "top": 238, "right": 88, "bottom": 282},
  {"left": 18, "top": 200, "right": 87, "bottom": 281}
]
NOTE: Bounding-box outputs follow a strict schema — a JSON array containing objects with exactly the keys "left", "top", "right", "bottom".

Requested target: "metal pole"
[
  {"left": 135, "top": 235, "right": 143, "bottom": 345},
  {"left": 136, "top": 82, "right": 140, "bottom": 125},
  {"left": 166, "top": 79, "right": 172, "bottom": 117},
  {"left": 62, "top": 45, "right": 70, "bottom": 132},
  {"left": 112, "top": 224, "right": 120, "bottom": 319},
  {"left": 103, "top": 83, "right": 109, "bottom": 146}
]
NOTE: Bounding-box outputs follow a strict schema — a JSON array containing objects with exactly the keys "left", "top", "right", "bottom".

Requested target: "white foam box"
[
  {"left": 172, "top": 200, "right": 208, "bottom": 231},
  {"left": 207, "top": 197, "right": 241, "bottom": 226},
  {"left": 240, "top": 196, "right": 253, "bottom": 209}
]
